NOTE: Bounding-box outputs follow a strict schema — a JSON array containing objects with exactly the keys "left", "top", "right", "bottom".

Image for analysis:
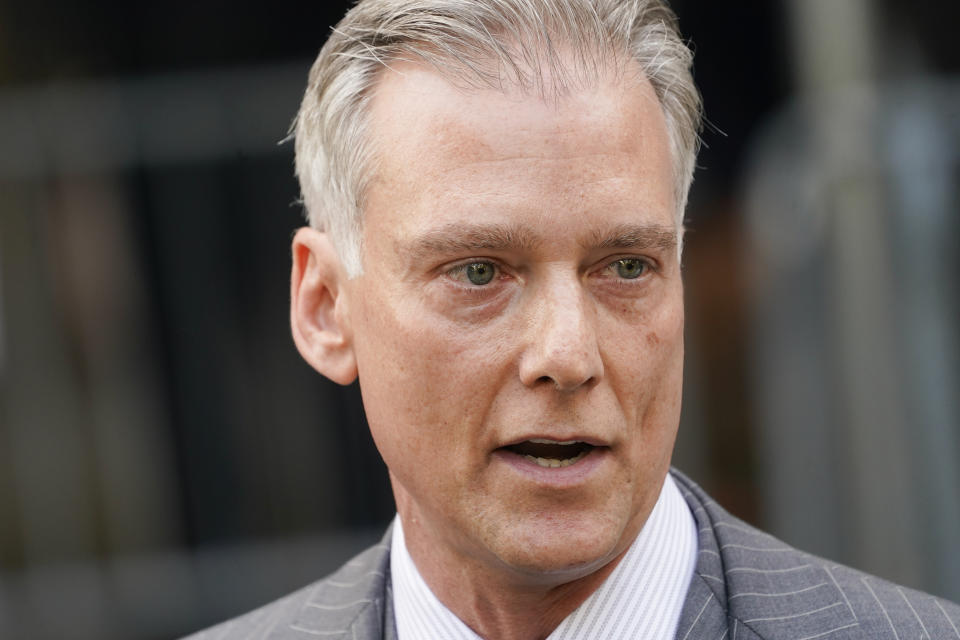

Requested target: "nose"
[{"left": 518, "top": 275, "right": 604, "bottom": 392}]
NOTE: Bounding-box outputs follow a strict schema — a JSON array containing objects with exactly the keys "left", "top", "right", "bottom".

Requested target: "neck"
[
  {"left": 394, "top": 487, "right": 643, "bottom": 640},
  {"left": 404, "top": 524, "right": 629, "bottom": 640}
]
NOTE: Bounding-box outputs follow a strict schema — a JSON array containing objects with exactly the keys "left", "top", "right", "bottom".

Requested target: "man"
[{"left": 187, "top": 0, "right": 960, "bottom": 638}]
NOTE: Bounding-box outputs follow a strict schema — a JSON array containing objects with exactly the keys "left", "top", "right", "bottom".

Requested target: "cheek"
[
  {"left": 352, "top": 291, "right": 509, "bottom": 463},
  {"left": 644, "top": 297, "right": 684, "bottom": 407},
  {"left": 638, "top": 303, "right": 685, "bottom": 448},
  {"left": 605, "top": 292, "right": 684, "bottom": 429}
]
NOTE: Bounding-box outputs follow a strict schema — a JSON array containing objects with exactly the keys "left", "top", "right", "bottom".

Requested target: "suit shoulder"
[
  {"left": 811, "top": 560, "right": 960, "bottom": 639},
  {"left": 181, "top": 581, "right": 317, "bottom": 640},
  {"left": 714, "top": 525, "right": 960, "bottom": 639},
  {"left": 671, "top": 470, "right": 960, "bottom": 639},
  {"left": 180, "top": 537, "right": 392, "bottom": 640},
  {"left": 719, "top": 514, "right": 960, "bottom": 639}
]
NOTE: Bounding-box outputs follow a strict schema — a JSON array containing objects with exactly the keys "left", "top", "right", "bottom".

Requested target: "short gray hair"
[{"left": 293, "top": 0, "right": 702, "bottom": 275}]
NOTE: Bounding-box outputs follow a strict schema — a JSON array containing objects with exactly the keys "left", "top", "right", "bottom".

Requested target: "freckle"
[{"left": 646, "top": 332, "right": 661, "bottom": 346}]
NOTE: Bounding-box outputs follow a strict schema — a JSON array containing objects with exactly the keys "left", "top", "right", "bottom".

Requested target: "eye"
[
  {"left": 449, "top": 261, "right": 497, "bottom": 286},
  {"left": 612, "top": 258, "right": 647, "bottom": 279},
  {"left": 466, "top": 262, "right": 496, "bottom": 285}
]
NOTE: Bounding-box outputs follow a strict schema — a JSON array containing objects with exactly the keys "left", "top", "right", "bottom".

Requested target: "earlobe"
[{"left": 290, "top": 227, "right": 358, "bottom": 385}]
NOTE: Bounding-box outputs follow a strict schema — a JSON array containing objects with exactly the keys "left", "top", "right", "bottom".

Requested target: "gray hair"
[{"left": 293, "top": 0, "right": 702, "bottom": 275}]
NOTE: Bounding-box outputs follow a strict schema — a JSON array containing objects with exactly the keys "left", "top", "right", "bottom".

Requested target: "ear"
[{"left": 290, "top": 227, "right": 358, "bottom": 385}]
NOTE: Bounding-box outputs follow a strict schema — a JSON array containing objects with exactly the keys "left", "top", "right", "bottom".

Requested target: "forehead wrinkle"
[{"left": 585, "top": 223, "right": 677, "bottom": 251}]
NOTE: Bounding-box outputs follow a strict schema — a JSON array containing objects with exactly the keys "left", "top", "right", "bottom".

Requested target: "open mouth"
[{"left": 501, "top": 438, "right": 596, "bottom": 468}]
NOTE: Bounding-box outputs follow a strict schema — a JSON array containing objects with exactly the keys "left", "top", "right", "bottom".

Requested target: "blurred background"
[{"left": 0, "top": 0, "right": 957, "bottom": 637}]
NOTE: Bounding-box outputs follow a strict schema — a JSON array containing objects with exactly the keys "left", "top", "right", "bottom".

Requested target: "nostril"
[{"left": 518, "top": 313, "right": 603, "bottom": 390}]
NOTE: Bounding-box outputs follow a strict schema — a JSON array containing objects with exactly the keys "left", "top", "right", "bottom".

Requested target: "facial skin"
[{"left": 291, "top": 60, "right": 684, "bottom": 639}]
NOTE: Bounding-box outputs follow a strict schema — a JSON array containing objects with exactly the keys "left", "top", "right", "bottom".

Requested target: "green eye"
[
  {"left": 465, "top": 262, "right": 496, "bottom": 285},
  {"left": 614, "top": 258, "right": 646, "bottom": 279}
]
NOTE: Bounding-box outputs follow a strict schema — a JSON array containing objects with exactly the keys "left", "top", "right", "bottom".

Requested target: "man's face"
[{"left": 342, "top": 62, "right": 684, "bottom": 585}]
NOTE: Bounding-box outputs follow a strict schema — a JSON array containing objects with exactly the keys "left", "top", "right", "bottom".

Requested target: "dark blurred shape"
[
  {"left": 0, "top": 60, "right": 394, "bottom": 637},
  {"left": 742, "top": 0, "right": 960, "bottom": 602}
]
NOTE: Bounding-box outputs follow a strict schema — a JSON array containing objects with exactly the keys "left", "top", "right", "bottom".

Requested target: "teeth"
[
  {"left": 524, "top": 449, "right": 588, "bottom": 468},
  {"left": 528, "top": 438, "right": 581, "bottom": 445}
]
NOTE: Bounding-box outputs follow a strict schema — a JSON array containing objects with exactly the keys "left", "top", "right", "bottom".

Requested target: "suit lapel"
[
  {"left": 674, "top": 576, "right": 730, "bottom": 640},
  {"left": 672, "top": 470, "right": 859, "bottom": 640},
  {"left": 673, "top": 470, "right": 732, "bottom": 639},
  {"left": 285, "top": 527, "right": 397, "bottom": 640}
]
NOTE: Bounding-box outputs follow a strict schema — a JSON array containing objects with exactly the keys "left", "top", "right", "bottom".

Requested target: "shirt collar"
[{"left": 390, "top": 473, "right": 698, "bottom": 640}]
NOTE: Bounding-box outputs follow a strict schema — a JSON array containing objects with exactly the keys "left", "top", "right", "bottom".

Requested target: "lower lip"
[{"left": 491, "top": 446, "right": 609, "bottom": 487}]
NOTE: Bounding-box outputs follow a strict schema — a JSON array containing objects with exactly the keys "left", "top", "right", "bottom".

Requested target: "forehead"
[
  {"left": 369, "top": 60, "right": 659, "bottom": 159},
  {"left": 363, "top": 60, "right": 675, "bottom": 242}
]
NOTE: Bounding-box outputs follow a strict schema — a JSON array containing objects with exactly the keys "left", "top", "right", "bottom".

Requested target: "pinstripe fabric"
[
  {"left": 184, "top": 469, "right": 960, "bottom": 639},
  {"left": 672, "top": 470, "right": 960, "bottom": 640},
  {"left": 183, "top": 537, "right": 398, "bottom": 640},
  {"left": 390, "top": 474, "right": 697, "bottom": 640}
]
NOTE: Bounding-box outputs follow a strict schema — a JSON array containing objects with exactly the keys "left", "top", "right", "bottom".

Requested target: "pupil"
[
  {"left": 467, "top": 263, "right": 494, "bottom": 285},
  {"left": 617, "top": 259, "right": 643, "bottom": 279}
]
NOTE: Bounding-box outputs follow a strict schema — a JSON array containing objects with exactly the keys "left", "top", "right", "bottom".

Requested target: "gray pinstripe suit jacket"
[{"left": 186, "top": 470, "right": 960, "bottom": 639}]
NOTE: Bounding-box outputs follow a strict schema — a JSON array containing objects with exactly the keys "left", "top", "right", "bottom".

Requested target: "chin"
[{"left": 487, "top": 511, "right": 630, "bottom": 583}]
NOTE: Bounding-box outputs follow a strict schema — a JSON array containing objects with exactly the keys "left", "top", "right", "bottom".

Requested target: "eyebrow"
[
  {"left": 405, "top": 223, "right": 541, "bottom": 257},
  {"left": 402, "top": 220, "right": 677, "bottom": 259},
  {"left": 586, "top": 223, "right": 678, "bottom": 251}
]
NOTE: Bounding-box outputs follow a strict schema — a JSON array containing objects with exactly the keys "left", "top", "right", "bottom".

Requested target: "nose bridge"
[{"left": 519, "top": 270, "right": 603, "bottom": 391}]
